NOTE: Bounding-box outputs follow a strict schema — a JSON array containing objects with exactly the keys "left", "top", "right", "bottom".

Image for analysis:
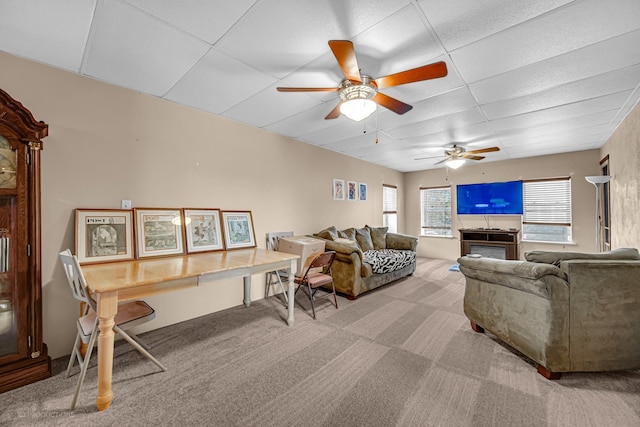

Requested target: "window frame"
[
  {"left": 522, "top": 177, "right": 572, "bottom": 243},
  {"left": 420, "top": 185, "right": 452, "bottom": 237},
  {"left": 382, "top": 184, "right": 397, "bottom": 233}
]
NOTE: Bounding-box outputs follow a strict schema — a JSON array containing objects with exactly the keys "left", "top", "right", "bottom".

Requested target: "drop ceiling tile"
[
  {"left": 451, "top": 0, "right": 640, "bottom": 83},
  {"left": 491, "top": 92, "right": 630, "bottom": 132},
  {"left": 297, "top": 120, "right": 377, "bottom": 146},
  {"left": 347, "top": 5, "right": 445, "bottom": 79},
  {"left": 378, "top": 86, "right": 477, "bottom": 131},
  {"left": 122, "top": 0, "right": 257, "bottom": 44},
  {"left": 214, "top": 0, "right": 411, "bottom": 78},
  {"left": 481, "top": 64, "right": 640, "bottom": 120},
  {"left": 165, "top": 49, "right": 277, "bottom": 115},
  {"left": 265, "top": 103, "right": 344, "bottom": 137},
  {"left": 401, "top": 122, "right": 497, "bottom": 147},
  {"left": 418, "top": 0, "right": 573, "bottom": 51},
  {"left": 223, "top": 83, "right": 323, "bottom": 128},
  {"left": 84, "top": 0, "right": 210, "bottom": 96},
  {"left": 319, "top": 130, "right": 387, "bottom": 152},
  {"left": 496, "top": 111, "right": 615, "bottom": 140},
  {"left": 469, "top": 29, "right": 640, "bottom": 105},
  {"left": 385, "top": 107, "right": 486, "bottom": 140},
  {"left": 0, "top": 0, "right": 95, "bottom": 72}
]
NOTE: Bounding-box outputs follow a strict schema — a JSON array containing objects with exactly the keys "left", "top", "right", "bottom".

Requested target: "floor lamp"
[{"left": 585, "top": 175, "right": 611, "bottom": 253}]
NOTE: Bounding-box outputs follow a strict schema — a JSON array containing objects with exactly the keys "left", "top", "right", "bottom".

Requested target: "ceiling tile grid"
[{"left": 1, "top": 0, "right": 639, "bottom": 171}]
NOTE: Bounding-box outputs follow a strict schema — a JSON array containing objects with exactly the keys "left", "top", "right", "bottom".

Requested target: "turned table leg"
[{"left": 96, "top": 291, "right": 118, "bottom": 411}]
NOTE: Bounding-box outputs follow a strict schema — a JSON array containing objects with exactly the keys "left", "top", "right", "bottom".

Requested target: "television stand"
[{"left": 459, "top": 228, "right": 520, "bottom": 260}]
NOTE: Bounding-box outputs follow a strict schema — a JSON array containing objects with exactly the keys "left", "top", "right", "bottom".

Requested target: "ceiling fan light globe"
[
  {"left": 340, "top": 98, "right": 377, "bottom": 121},
  {"left": 445, "top": 159, "right": 465, "bottom": 169}
]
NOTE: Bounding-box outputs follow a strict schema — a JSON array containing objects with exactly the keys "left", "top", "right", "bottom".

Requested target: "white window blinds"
[
  {"left": 523, "top": 178, "right": 571, "bottom": 226},
  {"left": 420, "top": 186, "right": 452, "bottom": 236}
]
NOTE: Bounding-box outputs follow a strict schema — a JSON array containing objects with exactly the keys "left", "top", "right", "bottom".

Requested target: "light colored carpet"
[{"left": 1, "top": 258, "right": 639, "bottom": 426}]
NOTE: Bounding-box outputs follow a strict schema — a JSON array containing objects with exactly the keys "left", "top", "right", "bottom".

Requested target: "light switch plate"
[{"left": 121, "top": 199, "right": 132, "bottom": 209}]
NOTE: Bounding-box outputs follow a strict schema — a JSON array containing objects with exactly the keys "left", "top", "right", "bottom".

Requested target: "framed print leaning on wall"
[
  {"left": 183, "top": 208, "right": 224, "bottom": 253},
  {"left": 134, "top": 208, "right": 185, "bottom": 258},
  {"left": 75, "top": 209, "right": 134, "bottom": 264},
  {"left": 221, "top": 210, "right": 256, "bottom": 250}
]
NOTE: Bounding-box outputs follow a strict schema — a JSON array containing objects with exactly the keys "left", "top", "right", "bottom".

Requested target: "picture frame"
[
  {"left": 134, "top": 208, "right": 185, "bottom": 258},
  {"left": 359, "top": 183, "right": 367, "bottom": 201},
  {"left": 221, "top": 210, "right": 256, "bottom": 250},
  {"left": 75, "top": 209, "right": 134, "bottom": 264},
  {"left": 333, "top": 179, "right": 344, "bottom": 200},
  {"left": 183, "top": 208, "right": 224, "bottom": 253},
  {"left": 347, "top": 181, "right": 357, "bottom": 201}
]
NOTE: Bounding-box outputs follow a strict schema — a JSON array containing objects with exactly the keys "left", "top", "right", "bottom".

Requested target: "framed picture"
[
  {"left": 333, "top": 179, "right": 344, "bottom": 200},
  {"left": 347, "top": 181, "right": 357, "bottom": 201},
  {"left": 134, "top": 208, "right": 185, "bottom": 258},
  {"left": 221, "top": 211, "right": 256, "bottom": 250},
  {"left": 183, "top": 208, "right": 224, "bottom": 253},
  {"left": 75, "top": 209, "right": 134, "bottom": 264},
  {"left": 359, "top": 183, "right": 367, "bottom": 201}
]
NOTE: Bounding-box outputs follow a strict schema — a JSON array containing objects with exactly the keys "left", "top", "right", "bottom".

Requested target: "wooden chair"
[
  {"left": 59, "top": 250, "right": 166, "bottom": 410},
  {"left": 265, "top": 231, "right": 294, "bottom": 302},
  {"left": 294, "top": 251, "right": 338, "bottom": 319}
]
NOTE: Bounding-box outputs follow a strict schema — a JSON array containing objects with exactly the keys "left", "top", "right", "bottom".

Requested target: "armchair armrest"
[
  {"left": 457, "top": 257, "right": 568, "bottom": 299},
  {"left": 386, "top": 233, "right": 418, "bottom": 251}
]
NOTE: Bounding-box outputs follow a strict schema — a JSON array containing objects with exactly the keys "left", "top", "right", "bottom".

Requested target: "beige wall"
[
  {"left": 1, "top": 52, "right": 403, "bottom": 358},
  {"left": 601, "top": 101, "right": 640, "bottom": 249},
  {"left": 405, "top": 150, "right": 602, "bottom": 260}
]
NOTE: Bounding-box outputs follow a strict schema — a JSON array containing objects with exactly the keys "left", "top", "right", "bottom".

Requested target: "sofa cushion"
[
  {"left": 366, "top": 226, "right": 388, "bottom": 250},
  {"left": 356, "top": 227, "right": 375, "bottom": 252},
  {"left": 316, "top": 226, "right": 338, "bottom": 240},
  {"left": 524, "top": 247, "right": 640, "bottom": 267},
  {"left": 364, "top": 249, "right": 416, "bottom": 274},
  {"left": 338, "top": 227, "right": 357, "bottom": 241}
]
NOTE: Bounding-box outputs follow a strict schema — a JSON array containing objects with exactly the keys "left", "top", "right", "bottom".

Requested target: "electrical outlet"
[{"left": 121, "top": 199, "right": 132, "bottom": 209}]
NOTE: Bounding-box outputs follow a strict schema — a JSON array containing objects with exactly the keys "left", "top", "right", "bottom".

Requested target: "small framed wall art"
[
  {"left": 359, "top": 183, "right": 367, "bottom": 201},
  {"left": 75, "top": 209, "right": 134, "bottom": 264},
  {"left": 221, "top": 210, "right": 256, "bottom": 250},
  {"left": 333, "top": 179, "right": 345, "bottom": 200},
  {"left": 183, "top": 208, "right": 224, "bottom": 253},
  {"left": 347, "top": 181, "right": 357, "bottom": 201},
  {"left": 134, "top": 208, "right": 185, "bottom": 258}
]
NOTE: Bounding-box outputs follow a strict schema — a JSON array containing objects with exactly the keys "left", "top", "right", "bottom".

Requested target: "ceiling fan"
[
  {"left": 276, "top": 40, "right": 448, "bottom": 121},
  {"left": 415, "top": 145, "right": 500, "bottom": 169}
]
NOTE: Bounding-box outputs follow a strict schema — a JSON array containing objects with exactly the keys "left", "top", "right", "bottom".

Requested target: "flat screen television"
[{"left": 456, "top": 180, "right": 523, "bottom": 215}]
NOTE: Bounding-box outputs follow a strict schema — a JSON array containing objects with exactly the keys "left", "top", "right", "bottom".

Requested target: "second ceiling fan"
[{"left": 277, "top": 40, "right": 448, "bottom": 121}]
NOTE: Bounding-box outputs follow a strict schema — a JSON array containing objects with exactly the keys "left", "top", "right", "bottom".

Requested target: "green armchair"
[{"left": 458, "top": 248, "right": 640, "bottom": 379}]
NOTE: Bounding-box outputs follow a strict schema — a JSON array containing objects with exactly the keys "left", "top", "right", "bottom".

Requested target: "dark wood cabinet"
[
  {"left": 459, "top": 228, "right": 520, "bottom": 260},
  {"left": 0, "top": 89, "right": 51, "bottom": 393}
]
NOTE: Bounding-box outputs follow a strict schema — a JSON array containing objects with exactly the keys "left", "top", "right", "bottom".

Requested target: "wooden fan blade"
[
  {"left": 466, "top": 146, "right": 500, "bottom": 154},
  {"left": 415, "top": 155, "right": 444, "bottom": 161},
  {"left": 373, "top": 92, "right": 413, "bottom": 115},
  {"left": 277, "top": 87, "right": 339, "bottom": 92},
  {"left": 325, "top": 102, "right": 343, "bottom": 120},
  {"left": 463, "top": 155, "right": 485, "bottom": 160},
  {"left": 374, "top": 61, "right": 448, "bottom": 89},
  {"left": 328, "top": 40, "right": 361, "bottom": 82}
]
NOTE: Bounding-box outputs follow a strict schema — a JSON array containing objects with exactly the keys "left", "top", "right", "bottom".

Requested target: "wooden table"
[{"left": 81, "top": 248, "right": 299, "bottom": 411}]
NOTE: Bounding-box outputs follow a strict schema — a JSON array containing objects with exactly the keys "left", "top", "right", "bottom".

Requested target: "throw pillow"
[
  {"left": 366, "top": 225, "right": 388, "bottom": 250},
  {"left": 338, "top": 227, "right": 357, "bottom": 241},
  {"left": 524, "top": 247, "right": 640, "bottom": 267},
  {"left": 355, "top": 227, "right": 375, "bottom": 252},
  {"left": 316, "top": 226, "right": 338, "bottom": 240}
]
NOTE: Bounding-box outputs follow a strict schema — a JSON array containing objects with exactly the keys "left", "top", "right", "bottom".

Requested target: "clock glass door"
[{"left": 0, "top": 134, "right": 22, "bottom": 360}]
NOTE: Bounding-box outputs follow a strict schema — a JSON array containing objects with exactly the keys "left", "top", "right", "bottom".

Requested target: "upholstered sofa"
[
  {"left": 312, "top": 226, "right": 418, "bottom": 299},
  {"left": 457, "top": 248, "right": 640, "bottom": 379}
]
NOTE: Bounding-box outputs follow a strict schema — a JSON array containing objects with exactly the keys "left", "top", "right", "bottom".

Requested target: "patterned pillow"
[{"left": 363, "top": 249, "right": 416, "bottom": 274}]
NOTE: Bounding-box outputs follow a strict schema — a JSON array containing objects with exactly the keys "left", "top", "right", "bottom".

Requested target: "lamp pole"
[{"left": 585, "top": 176, "right": 612, "bottom": 252}]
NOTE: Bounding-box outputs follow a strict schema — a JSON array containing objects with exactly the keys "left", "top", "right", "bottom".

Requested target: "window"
[
  {"left": 601, "top": 156, "right": 611, "bottom": 252},
  {"left": 420, "top": 186, "right": 452, "bottom": 237},
  {"left": 383, "top": 184, "right": 397, "bottom": 233},
  {"left": 522, "top": 177, "right": 571, "bottom": 243}
]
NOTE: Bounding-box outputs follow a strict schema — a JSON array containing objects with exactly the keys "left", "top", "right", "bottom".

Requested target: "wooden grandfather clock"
[{"left": 0, "top": 89, "right": 51, "bottom": 393}]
